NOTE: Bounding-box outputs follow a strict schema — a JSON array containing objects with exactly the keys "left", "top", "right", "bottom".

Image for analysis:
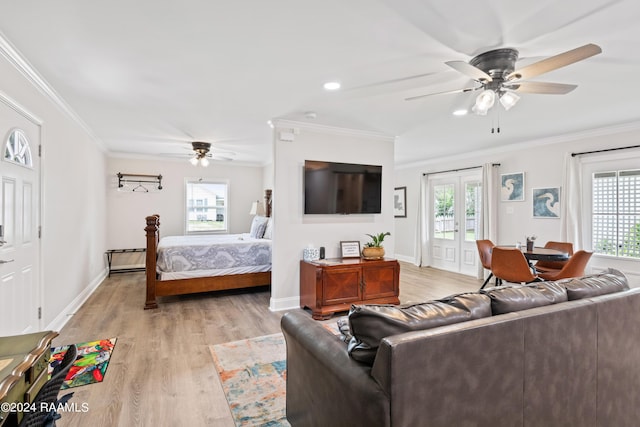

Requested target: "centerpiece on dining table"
[{"left": 525, "top": 235, "right": 537, "bottom": 252}]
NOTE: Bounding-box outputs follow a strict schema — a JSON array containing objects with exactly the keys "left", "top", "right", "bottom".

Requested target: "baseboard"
[
  {"left": 392, "top": 253, "right": 416, "bottom": 264},
  {"left": 269, "top": 295, "right": 300, "bottom": 312},
  {"left": 45, "top": 267, "right": 108, "bottom": 332}
]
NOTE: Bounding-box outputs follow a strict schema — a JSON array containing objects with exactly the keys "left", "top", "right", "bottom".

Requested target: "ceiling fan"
[
  {"left": 188, "top": 141, "right": 235, "bottom": 167},
  {"left": 406, "top": 43, "right": 602, "bottom": 115}
]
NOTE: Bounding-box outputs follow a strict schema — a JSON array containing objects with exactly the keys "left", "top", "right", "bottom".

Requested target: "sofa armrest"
[{"left": 281, "top": 311, "right": 390, "bottom": 427}]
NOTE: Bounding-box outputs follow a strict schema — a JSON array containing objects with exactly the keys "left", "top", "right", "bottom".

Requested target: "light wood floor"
[{"left": 54, "top": 262, "right": 482, "bottom": 426}]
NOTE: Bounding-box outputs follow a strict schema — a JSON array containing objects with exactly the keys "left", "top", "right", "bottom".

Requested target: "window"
[
  {"left": 465, "top": 181, "right": 481, "bottom": 242},
  {"left": 4, "top": 129, "right": 33, "bottom": 168},
  {"left": 592, "top": 169, "right": 640, "bottom": 258},
  {"left": 433, "top": 183, "right": 454, "bottom": 240},
  {"left": 186, "top": 180, "right": 228, "bottom": 233}
]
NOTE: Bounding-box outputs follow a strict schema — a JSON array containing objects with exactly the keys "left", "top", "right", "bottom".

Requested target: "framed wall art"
[
  {"left": 532, "top": 187, "right": 560, "bottom": 218},
  {"left": 394, "top": 187, "right": 407, "bottom": 218},
  {"left": 501, "top": 172, "right": 525, "bottom": 201}
]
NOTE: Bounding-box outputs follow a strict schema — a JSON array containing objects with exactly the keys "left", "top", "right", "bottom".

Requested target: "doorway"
[
  {"left": 0, "top": 96, "right": 42, "bottom": 335},
  {"left": 429, "top": 173, "right": 482, "bottom": 276}
]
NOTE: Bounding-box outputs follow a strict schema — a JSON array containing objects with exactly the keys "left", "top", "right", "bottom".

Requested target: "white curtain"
[
  {"left": 414, "top": 174, "right": 430, "bottom": 266},
  {"left": 477, "top": 163, "right": 499, "bottom": 279},
  {"left": 560, "top": 153, "right": 583, "bottom": 249}
]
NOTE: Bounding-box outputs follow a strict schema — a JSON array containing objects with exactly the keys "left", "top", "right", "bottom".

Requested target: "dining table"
[
  {"left": 494, "top": 245, "right": 569, "bottom": 272},
  {"left": 520, "top": 247, "right": 570, "bottom": 262}
]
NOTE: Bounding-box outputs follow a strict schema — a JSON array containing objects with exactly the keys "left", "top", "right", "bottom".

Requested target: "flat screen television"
[{"left": 304, "top": 160, "right": 382, "bottom": 214}]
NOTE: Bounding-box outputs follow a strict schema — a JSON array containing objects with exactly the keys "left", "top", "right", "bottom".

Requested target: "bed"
[{"left": 144, "top": 189, "right": 272, "bottom": 309}]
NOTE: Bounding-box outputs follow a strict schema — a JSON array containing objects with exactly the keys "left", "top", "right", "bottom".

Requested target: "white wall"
[
  {"left": 271, "top": 120, "right": 395, "bottom": 310},
  {"left": 0, "top": 46, "right": 108, "bottom": 328},
  {"left": 106, "top": 156, "right": 267, "bottom": 249},
  {"left": 394, "top": 124, "right": 640, "bottom": 284}
]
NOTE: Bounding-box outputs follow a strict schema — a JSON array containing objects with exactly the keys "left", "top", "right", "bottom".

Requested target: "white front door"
[
  {"left": 0, "top": 98, "right": 41, "bottom": 335},
  {"left": 430, "top": 173, "right": 481, "bottom": 276}
]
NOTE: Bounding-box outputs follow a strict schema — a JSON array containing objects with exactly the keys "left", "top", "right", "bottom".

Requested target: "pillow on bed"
[
  {"left": 263, "top": 218, "right": 274, "bottom": 239},
  {"left": 250, "top": 215, "right": 269, "bottom": 238}
]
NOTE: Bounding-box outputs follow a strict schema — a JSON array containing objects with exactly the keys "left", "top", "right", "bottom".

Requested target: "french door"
[
  {"left": 0, "top": 95, "right": 41, "bottom": 335},
  {"left": 429, "top": 173, "right": 481, "bottom": 276}
]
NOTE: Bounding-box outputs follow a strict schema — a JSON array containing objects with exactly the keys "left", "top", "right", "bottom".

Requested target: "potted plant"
[{"left": 362, "top": 232, "right": 391, "bottom": 260}]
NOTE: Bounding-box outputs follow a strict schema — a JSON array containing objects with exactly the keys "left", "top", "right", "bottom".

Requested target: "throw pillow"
[
  {"left": 249, "top": 215, "right": 268, "bottom": 238},
  {"left": 263, "top": 217, "right": 274, "bottom": 239},
  {"left": 347, "top": 292, "right": 491, "bottom": 365}
]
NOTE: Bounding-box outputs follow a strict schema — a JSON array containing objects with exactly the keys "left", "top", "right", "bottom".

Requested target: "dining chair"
[
  {"left": 476, "top": 239, "right": 496, "bottom": 289},
  {"left": 538, "top": 250, "right": 593, "bottom": 281},
  {"left": 534, "top": 241, "right": 574, "bottom": 274},
  {"left": 18, "top": 344, "right": 77, "bottom": 427},
  {"left": 491, "top": 247, "right": 540, "bottom": 284}
]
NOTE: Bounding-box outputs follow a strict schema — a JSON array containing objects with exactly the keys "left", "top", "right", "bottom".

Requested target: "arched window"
[{"left": 4, "top": 129, "right": 33, "bottom": 168}]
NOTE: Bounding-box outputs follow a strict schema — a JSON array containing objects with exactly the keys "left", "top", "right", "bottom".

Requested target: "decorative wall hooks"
[{"left": 117, "top": 173, "right": 163, "bottom": 192}]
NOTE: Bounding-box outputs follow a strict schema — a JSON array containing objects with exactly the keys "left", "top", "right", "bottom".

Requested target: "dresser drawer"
[
  {"left": 28, "top": 350, "right": 50, "bottom": 384},
  {"left": 24, "top": 366, "right": 48, "bottom": 403}
]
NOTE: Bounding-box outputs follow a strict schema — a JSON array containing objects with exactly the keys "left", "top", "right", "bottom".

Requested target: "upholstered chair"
[
  {"left": 534, "top": 241, "right": 574, "bottom": 274},
  {"left": 538, "top": 250, "right": 593, "bottom": 281},
  {"left": 476, "top": 239, "right": 496, "bottom": 289},
  {"left": 491, "top": 247, "right": 540, "bottom": 284},
  {"left": 18, "top": 344, "right": 77, "bottom": 427}
]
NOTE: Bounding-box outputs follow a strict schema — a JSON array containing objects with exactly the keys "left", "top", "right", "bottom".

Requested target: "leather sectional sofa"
[{"left": 281, "top": 269, "right": 640, "bottom": 427}]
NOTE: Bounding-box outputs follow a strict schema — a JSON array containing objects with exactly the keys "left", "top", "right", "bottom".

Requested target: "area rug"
[
  {"left": 210, "top": 333, "right": 289, "bottom": 426},
  {"left": 48, "top": 337, "right": 117, "bottom": 389},
  {"left": 209, "top": 320, "right": 345, "bottom": 426}
]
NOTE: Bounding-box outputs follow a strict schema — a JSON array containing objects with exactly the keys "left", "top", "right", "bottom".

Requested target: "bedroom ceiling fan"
[
  {"left": 406, "top": 43, "right": 602, "bottom": 116},
  {"left": 188, "top": 141, "right": 234, "bottom": 167}
]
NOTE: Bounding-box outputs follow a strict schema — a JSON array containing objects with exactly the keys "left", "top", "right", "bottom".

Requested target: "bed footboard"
[{"left": 144, "top": 214, "right": 160, "bottom": 309}]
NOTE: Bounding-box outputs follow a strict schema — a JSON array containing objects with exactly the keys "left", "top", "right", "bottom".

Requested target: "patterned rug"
[
  {"left": 210, "top": 333, "right": 289, "bottom": 426},
  {"left": 209, "top": 320, "right": 345, "bottom": 426},
  {"left": 48, "top": 338, "right": 117, "bottom": 389}
]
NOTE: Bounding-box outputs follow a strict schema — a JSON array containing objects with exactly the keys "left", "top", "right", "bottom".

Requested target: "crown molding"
[
  {"left": 396, "top": 119, "right": 640, "bottom": 170},
  {"left": 107, "top": 151, "right": 268, "bottom": 168},
  {"left": 271, "top": 118, "right": 395, "bottom": 142},
  {"left": 0, "top": 31, "right": 106, "bottom": 152}
]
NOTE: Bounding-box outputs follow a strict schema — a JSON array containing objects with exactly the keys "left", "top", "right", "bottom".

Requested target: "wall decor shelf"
[{"left": 117, "top": 172, "right": 163, "bottom": 192}]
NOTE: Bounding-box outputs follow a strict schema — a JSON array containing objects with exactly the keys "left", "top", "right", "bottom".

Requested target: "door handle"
[{"left": 0, "top": 259, "right": 14, "bottom": 264}]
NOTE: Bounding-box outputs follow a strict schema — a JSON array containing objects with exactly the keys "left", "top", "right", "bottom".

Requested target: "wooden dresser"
[
  {"left": 300, "top": 258, "right": 400, "bottom": 320},
  {"left": 0, "top": 331, "right": 58, "bottom": 426}
]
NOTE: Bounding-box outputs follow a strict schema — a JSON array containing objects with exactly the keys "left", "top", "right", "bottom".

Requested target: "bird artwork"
[
  {"left": 533, "top": 188, "right": 561, "bottom": 218},
  {"left": 501, "top": 173, "right": 524, "bottom": 201}
]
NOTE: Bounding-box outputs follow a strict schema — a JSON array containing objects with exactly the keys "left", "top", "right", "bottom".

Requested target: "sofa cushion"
[
  {"left": 482, "top": 281, "right": 568, "bottom": 315},
  {"left": 347, "top": 292, "right": 491, "bottom": 365},
  {"left": 560, "top": 268, "right": 629, "bottom": 300}
]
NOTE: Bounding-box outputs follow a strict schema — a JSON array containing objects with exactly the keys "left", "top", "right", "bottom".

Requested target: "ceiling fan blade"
[
  {"left": 405, "top": 86, "right": 480, "bottom": 101},
  {"left": 507, "top": 43, "right": 602, "bottom": 81},
  {"left": 506, "top": 81, "right": 578, "bottom": 94},
  {"left": 445, "top": 61, "right": 493, "bottom": 82}
]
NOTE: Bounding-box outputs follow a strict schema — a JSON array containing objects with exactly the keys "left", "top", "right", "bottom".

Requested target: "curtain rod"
[
  {"left": 571, "top": 144, "right": 640, "bottom": 157},
  {"left": 422, "top": 163, "right": 500, "bottom": 176}
]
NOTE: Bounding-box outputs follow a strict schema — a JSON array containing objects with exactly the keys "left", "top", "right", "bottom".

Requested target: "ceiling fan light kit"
[
  {"left": 190, "top": 141, "right": 211, "bottom": 167},
  {"left": 409, "top": 43, "right": 602, "bottom": 118}
]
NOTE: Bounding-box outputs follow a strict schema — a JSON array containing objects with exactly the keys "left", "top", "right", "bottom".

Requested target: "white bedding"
[{"left": 156, "top": 233, "right": 271, "bottom": 280}]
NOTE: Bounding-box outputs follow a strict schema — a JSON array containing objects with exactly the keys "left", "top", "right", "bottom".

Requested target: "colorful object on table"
[{"left": 48, "top": 338, "right": 117, "bottom": 389}]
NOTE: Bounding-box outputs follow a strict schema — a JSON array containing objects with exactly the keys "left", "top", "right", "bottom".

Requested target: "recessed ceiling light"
[
  {"left": 323, "top": 81, "right": 341, "bottom": 91},
  {"left": 453, "top": 109, "right": 468, "bottom": 116}
]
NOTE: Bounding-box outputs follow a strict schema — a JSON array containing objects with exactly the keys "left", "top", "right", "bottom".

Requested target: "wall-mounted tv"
[{"left": 304, "top": 160, "right": 382, "bottom": 214}]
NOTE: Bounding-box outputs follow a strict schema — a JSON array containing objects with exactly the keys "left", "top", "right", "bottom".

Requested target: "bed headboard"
[{"left": 265, "top": 189, "right": 273, "bottom": 218}]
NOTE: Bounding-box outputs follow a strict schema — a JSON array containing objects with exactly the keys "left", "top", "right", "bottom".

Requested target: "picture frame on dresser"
[{"left": 340, "top": 241, "right": 361, "bottom": 258}]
